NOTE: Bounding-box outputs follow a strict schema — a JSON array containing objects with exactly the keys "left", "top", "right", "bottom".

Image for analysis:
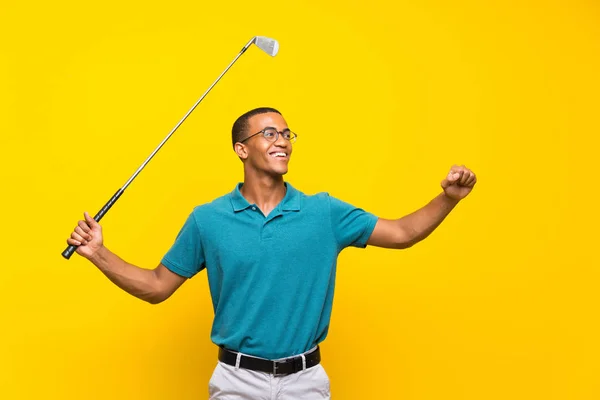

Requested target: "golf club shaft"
[{"left": 62, "top": 38, "right": 257, "bottom": 260}]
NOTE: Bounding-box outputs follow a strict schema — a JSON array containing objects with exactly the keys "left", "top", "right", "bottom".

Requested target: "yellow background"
[{"left": 1, "top": 0, "right": 599, "bottom": 398}]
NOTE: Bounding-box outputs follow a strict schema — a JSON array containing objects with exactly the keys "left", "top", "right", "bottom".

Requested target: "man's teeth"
[{"left": 272, "top": 152, "right": 287, "bottom": 157}]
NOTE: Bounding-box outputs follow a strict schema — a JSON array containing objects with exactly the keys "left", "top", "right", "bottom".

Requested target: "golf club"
[{"left": 61, "top": 36, "right": 279, "bottom": 260}]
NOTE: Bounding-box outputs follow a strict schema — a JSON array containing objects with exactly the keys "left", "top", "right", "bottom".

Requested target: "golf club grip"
[{"left": 61, "top": 188, "right": 124, "bottom": 260}]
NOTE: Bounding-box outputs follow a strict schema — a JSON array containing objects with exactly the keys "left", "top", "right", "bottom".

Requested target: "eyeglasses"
[{"left": 239, "top": 127, "right": 298, "bottom": 144}]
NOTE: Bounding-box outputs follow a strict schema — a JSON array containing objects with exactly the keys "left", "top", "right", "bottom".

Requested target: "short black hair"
[{"left": 232, "top": 107, "right": 281, "bottom": 148}]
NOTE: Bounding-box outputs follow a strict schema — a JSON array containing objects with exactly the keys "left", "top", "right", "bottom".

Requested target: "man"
[{"left": 67, "top": 107, "right": 477, "bottom": 399}]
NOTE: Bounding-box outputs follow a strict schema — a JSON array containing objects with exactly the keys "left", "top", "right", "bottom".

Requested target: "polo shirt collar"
[
  {"left": 230, "top": 182, "right": 301, "bottom": 212},
  {"left": 281, "top": 183, "right": 301, "bottom": 211}
]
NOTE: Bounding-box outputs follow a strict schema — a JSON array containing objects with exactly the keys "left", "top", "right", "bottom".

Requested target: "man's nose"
[{"left": 274, "top": 132, "right": 287, "bottom": 146}]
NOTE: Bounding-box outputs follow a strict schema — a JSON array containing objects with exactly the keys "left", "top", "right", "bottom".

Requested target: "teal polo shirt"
[{"left": 161, "top": 182, "right": 378, "bottom": 360}]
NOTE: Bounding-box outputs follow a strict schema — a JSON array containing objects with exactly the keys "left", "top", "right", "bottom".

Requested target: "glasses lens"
[
  {"left": 263, "top": 128, "right": 278, "bottom": 141},
  {"left": 260, "top": 129, "right": 297, "bottom": 143}
]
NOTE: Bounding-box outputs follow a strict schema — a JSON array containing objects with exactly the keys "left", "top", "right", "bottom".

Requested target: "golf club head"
[{"left": 254, "top": 36, "right": 279, "bottom": 57}]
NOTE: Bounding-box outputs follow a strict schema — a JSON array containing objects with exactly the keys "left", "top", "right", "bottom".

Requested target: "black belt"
[{"left": 218, "top": 346, "right": 321, "bottom": 376}]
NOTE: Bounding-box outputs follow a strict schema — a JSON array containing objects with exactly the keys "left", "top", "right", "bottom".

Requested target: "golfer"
[{"left": 67, "top": 107, "right": 477, "bottom": 399}]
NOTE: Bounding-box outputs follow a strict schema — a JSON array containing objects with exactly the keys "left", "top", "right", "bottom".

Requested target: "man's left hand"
[{"left": 441, "top": 165, "right": 477, "bottom": 200}]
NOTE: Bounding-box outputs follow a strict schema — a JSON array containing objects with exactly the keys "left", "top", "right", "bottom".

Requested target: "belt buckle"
[
  {"left": 272, "top": 361, "right": 280, "bottom": 376},
  {"left": 272, "top": 360, "right": 286, "bottom": 377}
]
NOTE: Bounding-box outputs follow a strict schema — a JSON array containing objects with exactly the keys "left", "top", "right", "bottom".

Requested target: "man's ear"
[{"left": 234, "top": 142, "right": 248, "bottom": 160}]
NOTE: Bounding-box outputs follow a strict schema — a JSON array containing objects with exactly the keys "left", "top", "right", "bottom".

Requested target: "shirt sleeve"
[
  {"left": 328, "top": 195, "right": 379, "bottom": 250},
  {"left": 161, "top": 211, "right": 205, "bottom": 278}
]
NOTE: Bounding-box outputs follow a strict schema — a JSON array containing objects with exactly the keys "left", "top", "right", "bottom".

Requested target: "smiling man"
[{"left": 67, "top": 107, "right": 477, "bottom": 399}]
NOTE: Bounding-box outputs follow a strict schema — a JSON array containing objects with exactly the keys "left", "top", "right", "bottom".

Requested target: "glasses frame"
[{"left": 239, "top": 127, "right": 298, "bottom": 144}]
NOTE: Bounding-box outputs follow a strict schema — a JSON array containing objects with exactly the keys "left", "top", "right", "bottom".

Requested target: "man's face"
[{"left": 238, "top": 112, "right": 293, "bottom": 176}]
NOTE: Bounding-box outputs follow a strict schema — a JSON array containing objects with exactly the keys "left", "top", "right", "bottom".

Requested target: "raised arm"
[
  {"left": 67, "top": 212, "right": 186, "bottom": 304},
  {"left": 367, "top": 165, "right": 477, "bottom": 249}
]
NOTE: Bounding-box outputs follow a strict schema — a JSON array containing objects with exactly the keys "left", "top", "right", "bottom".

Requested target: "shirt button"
[{"left": 252, "top": 206, "right": 256, "bottom": 211}]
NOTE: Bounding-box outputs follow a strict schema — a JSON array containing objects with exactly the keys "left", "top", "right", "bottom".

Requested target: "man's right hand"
[{"left": 66, "top": 212, "right": 104, "bottom": 259}]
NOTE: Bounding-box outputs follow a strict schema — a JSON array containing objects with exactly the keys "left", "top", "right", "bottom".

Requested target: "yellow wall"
[{"left": 2, "top": 0, "right": 599, "bottom": 399}]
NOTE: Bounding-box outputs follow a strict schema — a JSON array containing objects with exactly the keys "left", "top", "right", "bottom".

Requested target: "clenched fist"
[
  {"left": 66, "top": 212, "right": 104, "bottom": 259},
  {"left": 441, "top": 165, "right": 477, "bottom": 200}
]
